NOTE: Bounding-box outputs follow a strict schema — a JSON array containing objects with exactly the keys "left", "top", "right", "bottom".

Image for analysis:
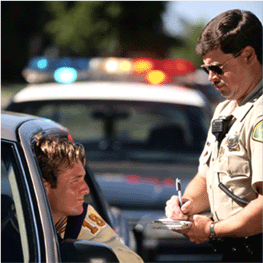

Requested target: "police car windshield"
[{"left": 13, "top": 100, "right": 210, "bottom": 163}]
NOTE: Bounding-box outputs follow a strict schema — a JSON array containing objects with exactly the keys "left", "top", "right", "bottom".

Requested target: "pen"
[{"left": 176, "top": 178, "right": 183, "bottom": 207}]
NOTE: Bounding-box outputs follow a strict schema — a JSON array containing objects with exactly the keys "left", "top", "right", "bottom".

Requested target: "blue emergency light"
[
  {"left": 37, "top": 58, "right": 48, "bottom": 70},
  {"left": 28, "top": 57, "right": 49, "bottom": 70},
  {"left": 54, "top": 67, "right": 78, "bottom": 84}
]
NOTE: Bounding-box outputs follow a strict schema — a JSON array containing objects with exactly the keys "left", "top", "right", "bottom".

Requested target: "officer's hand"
[
  {"left": 178, "top": 214, "right": 212, "bottom": 244},
  {"left": 165, "top": 195, "right": 191, "bottom": 220}
]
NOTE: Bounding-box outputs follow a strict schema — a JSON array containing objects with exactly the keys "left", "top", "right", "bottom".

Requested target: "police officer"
[{"left": 165, "top": 10, "right": 262, "bottom": 262}]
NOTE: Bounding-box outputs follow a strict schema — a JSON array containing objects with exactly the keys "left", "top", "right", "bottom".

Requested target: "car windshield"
[{"left": 17, "top": 100, "right": 210, "bottom": 163}]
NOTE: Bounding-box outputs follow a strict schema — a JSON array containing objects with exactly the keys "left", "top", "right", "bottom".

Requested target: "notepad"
[{"left": 149, "top": 218, "right": 192, "bottom": 230}]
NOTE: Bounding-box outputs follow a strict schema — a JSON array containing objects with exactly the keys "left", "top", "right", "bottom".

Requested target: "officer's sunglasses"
[{"left": 201, "top": 49, "right": 243, "bottom": 75}]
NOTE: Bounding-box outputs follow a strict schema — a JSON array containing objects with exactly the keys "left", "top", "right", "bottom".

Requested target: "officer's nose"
[{"left": 208, "top": 70, "right": 220, "bottom": 82}]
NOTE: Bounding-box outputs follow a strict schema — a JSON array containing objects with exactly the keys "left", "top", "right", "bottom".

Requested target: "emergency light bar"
[
  {"left": 22, "top": 57, "right": 196, "bottom": 85},
  {"left": 54, "top": 67, "right": 78, "bottom": 83},
  {"left": 132, "top": 58, "right": 155, "bottom": 75}
]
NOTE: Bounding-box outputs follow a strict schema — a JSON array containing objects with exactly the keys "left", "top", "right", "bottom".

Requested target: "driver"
[{"left": 34, "top": 133, "right": 144, "bottom": 263}]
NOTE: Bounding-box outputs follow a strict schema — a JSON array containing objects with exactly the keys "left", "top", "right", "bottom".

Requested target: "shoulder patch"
[{"left": 252, "top": 120, "right": 263, "bottom": 142}]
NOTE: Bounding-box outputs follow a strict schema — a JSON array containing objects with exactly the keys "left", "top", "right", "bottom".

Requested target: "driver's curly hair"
[{"left": 33, "top": 134, "right": 86, "bottom": 188}]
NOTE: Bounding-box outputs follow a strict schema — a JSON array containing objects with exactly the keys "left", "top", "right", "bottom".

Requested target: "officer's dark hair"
[
  {"left": 34, "top": 134, "right": 86, "bottom": 188},
  {"left": 196, "top": 9, "right": 262, "bottom": 64}
]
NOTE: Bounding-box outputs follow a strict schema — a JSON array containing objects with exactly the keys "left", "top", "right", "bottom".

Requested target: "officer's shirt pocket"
[
  {"left": 216, "top": 135, "right": 250, "bottom": 180},
  {"left": 227, "top": 153, "right": 250, "bottom": 178},
  {"left": 214, "top": 136, "right": 256, "bottom": 216}
]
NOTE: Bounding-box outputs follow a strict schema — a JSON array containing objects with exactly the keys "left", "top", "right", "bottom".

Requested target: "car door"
[{"left": 1, "top": 140, "right": 57, "bottom": 262}]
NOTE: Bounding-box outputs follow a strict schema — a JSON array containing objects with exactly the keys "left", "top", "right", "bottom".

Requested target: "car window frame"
[
  {"left": 17, "top": 120, "right": 64, "bottom": 262},
  {"left": 1, "top": 140, "right": 43, "bottom": 262}
]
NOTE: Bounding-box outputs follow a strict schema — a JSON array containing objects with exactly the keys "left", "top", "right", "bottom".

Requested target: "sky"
[{"left": 163, "top": 1, "right": 263, "bottom": 36}]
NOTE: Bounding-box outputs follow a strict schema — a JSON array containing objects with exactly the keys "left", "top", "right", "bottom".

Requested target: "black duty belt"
[{"left": 210, "top": 233, "right": 263, "bottom": 262}]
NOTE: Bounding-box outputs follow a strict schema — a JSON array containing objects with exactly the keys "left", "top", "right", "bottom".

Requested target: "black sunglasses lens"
[
  {"left": 209, "top": 65, "right": 223, "bottom": 75},
  {"left": 202, "top": 65, "right": 223, "bottom": 75}
]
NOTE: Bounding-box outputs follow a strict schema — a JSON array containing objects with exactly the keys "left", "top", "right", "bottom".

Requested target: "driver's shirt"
[
  {"left": 198, "top": 79, "right": 263, "bottom": 221},
  {"left": 56, "top": 205, "right": 144, "bottom": 263}
]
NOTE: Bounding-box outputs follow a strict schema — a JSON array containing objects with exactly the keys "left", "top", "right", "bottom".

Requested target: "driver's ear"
[{"left": 43, "top": 179, "right": 51, "bottom": 195}]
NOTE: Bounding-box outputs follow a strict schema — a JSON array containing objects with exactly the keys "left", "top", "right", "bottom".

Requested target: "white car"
[{"left": 6, "top": 81, "right": 216, "bottom": 261}]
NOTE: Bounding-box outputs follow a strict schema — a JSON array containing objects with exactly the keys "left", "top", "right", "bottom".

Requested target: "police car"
[
  {"left": 1, "top": 110, "right": 141, "bottom": 262},
  {"left": 6, "top": 57, "right": 216, "bottom": 261},
  {"left": 20, "top": 56, "right": 222, "bottom": 106}
]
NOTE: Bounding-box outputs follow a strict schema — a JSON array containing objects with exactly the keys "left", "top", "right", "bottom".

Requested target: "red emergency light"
[{"left": 160, "top": 59, "right": 195, "bottom": 76}]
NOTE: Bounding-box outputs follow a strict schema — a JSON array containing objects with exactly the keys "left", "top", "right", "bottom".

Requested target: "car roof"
[
  {"left": 1, "top": 111, "right": 39, "bottom": 141},
  {"left": 1, "top": 110, "right": 65, "bottom": 141},
  {"left": 12, "top": 81, "right": 206, "bottom": 107}
]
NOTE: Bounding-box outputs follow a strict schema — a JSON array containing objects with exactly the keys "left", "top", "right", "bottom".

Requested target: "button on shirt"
[{"left": 198, "top": 79, "right": 263, "bottom": 221}]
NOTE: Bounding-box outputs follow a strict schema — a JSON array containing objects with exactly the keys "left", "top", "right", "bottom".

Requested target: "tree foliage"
[
  {"left": 1, "top": 1, "right": 207, "bottom": 82},
  {"left": 44, "top": 2, "right": 104, "bottom": 54},
  {"left": 43, "top": 1, "right": 180, "bottom": 57},
  {"left": 168, "top": 18, "right": 207, "bottom": 67}
]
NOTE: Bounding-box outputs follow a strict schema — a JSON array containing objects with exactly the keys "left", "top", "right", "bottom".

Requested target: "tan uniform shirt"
[
  {"left": 198, "top": 80, "right": 263, "bottom": 221},
  {"left": 56, "top": 205, "right": 144, "bottom": 263}
]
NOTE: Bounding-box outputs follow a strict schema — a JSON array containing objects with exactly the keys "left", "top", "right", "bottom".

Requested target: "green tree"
[
  {"left": 44, "top": 1, "right": 183, "bottom": 57},
  {"left": 168, "top": 18, "right": 207, "bottom": 67}
]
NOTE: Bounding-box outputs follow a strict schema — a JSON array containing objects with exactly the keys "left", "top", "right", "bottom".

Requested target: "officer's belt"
[{"left": 210, "top": 233, "right": 262, "bottom": 258}]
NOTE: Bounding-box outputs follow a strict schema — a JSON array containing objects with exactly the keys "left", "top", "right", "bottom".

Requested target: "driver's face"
[{"left": 45, "top": 160, "right": 90, "bottom": 224}]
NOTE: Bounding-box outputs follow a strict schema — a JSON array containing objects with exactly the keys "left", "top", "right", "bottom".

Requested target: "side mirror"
[{"left": 60, "top": 239, "right": 119, "bottom": 262}]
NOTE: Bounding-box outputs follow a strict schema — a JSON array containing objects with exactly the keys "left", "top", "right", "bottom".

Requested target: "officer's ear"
[
  {"left": 43, "top": 179, "right": 51, "bottom": 195},
  {"left": 241, "top": 46, "right": 256, "bottom": 65}
]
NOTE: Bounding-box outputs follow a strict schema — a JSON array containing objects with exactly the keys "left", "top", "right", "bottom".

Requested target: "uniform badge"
[
  {"left": 252, "top": 120, "right": 263, "bottom": 142},
  {"left": 227, "top": 134, "right": 239, "bottom": 149}
]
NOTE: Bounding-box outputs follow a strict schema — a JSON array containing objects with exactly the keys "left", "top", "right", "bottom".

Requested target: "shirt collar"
[
  {"left": 239, "top": 78, "right": 263, "bottom": 106},
  {"left": 232, "top": 78, "right": 262, "bottom": 121},
  {"left": 218, "top": 78, "right": 262, "bottom": 121}
]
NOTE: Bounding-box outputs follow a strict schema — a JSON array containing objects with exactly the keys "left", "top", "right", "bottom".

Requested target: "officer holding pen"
[{"left": 165, "top": 9, "right": 262, "bottom": 262}]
